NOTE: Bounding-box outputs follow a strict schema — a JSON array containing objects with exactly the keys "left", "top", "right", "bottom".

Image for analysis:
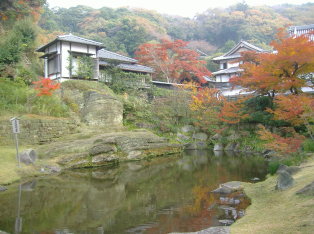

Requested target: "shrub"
[{"left": 302, "top": 139, "right": 314, "bottom": 152}]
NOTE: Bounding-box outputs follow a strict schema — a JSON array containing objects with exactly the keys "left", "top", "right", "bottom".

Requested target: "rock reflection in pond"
[{"left": 0, "top": 150, "right": 267, "bottom": 234}]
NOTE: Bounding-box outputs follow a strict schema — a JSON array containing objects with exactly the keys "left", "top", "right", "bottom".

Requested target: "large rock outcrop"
[
  {"left": 62, "top": 82, "right": 123, "bottom": 127},
  {"left": 38, "top": 130, "right": 182, "bottom": 169}
]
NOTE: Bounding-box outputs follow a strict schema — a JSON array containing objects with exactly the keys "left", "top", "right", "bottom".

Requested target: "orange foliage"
[
  {"left": 257, "top": 125, "right": 305, "bottom": 154},
  {"left": 230, "top": 29, "right": 314, "bottom": 97},
  {"left": 189, "top": 88, "right": 223, "bottom": 131},
  {"left": 219, "top": 97, "right": 249, "bottom": 124},
  {"left": 33, "top": 77, "right": 61, "bottom": 96},
  {"left": 135, "top": 40, "right": 211, "bottom": 84}
]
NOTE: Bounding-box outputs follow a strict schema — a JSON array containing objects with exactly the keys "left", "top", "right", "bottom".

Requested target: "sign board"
[{"left": 11, "top": 118, "right": 20, "bottom": 134}]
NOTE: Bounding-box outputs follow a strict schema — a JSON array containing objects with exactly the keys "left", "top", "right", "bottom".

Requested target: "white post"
[{"left": 10, "top": 117, "right": 20, "bottom": 168}]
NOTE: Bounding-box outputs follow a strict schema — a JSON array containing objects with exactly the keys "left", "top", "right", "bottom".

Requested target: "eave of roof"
[
  {"left": 98, "top": 49, "right": 137, "bottom": 63},
  {"left": 36, "top": 34, "right": 104, "bottom": 52},
  {"left": 212, "top": 67, "right": 243, "bottom": 75},
  {"left": 117, "top": 63, "right": 154, "bottom": 73},
  {"left": 212, "top": 40, "right": 267, "bottom": 61}
]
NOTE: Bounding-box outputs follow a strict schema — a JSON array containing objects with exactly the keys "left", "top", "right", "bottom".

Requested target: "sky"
[{"left": 47, "top": 0, "right": 312, "bottom": 17}]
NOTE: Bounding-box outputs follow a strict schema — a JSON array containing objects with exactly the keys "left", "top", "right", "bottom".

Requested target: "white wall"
[{"left": 60, "top": 42, "right": 97, "bottom": 78}]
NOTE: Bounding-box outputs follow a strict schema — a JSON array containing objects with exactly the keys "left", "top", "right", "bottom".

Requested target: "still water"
[{"left": 0, "top": 150, "right": 268, "bottom": 234}]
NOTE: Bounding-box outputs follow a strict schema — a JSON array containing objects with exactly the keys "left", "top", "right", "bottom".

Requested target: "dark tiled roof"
[
  {"left": 289, "top": 24, "right": 314, "bottom": 32},
  {"left": 213, "top": 41, "right": 267, "bottom": 61},
  {"left": 98, "top": 49, "right": 138, "bottom": 63},
  {"left": 36, "top": 34, "right": 104, "bottom": 52},
  {"left": 212, "top": 54, "right": 241, "bottom": 61},
  {"left": 117, "top": 63, "right": 154, "bottom": 73},
  {"left": 212, "top": 67, "right": 243, "bottom": 75}
]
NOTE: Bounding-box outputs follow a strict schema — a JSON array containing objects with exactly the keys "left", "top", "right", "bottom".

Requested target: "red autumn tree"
[
  {"left": 268, "top": 94, "right": 314, "bottom": 139},
  {"left": 189, "top": 87, "right": 224, "bottom": 132},
  {"left": 33, "top": 77, "right": 60, "bottom": 96},
  {"left": 230, "top": 29, "right": 314, "bottom": 98},
  {"left": 257, "top": 125, "right": 305, "bottom": 154},
  {"left": 135, "top": 39, "right": 211, "bottom": 84},
  {"left": 219, "top": 97, "right": 249, "bottom": 124}
]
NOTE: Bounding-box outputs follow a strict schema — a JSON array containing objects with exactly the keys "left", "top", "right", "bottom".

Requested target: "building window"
[{"left": 223, "top": 63, "right": 227, "bottom": 69}]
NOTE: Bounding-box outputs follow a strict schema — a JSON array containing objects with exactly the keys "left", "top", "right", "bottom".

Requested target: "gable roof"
[
  {"left": 98, "top": 49, "right": 138, "bottom": 63},
  {"left": 289, "top": 24, "right": 314, "bottom": 33},
  {"left": 117, "top": 63, "right": 154, "bottom": 73},
  {"left": 36, "top": 34, "right": 104, "bottom": 52},
  {"left": 213, "top": 41, "right": 267, "bottom": 61}
]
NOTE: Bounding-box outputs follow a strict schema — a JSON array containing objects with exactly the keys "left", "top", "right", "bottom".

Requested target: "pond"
[{"left": 0, "top": 150, "right": 268, "bottom": 234}]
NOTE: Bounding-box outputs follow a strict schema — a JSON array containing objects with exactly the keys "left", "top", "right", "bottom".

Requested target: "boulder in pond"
[
  {"left": 0, "top": 186, "right": 7, "bottom": 192},
  {"left": 296, "top": 181, "right": 314, "bottom": 196},
  {"left": 276, "top": 170, "right": 294, "bottom": 190},
  {"left": 19, "top": 149, "right": 37, "bottom": 165},
  {"left": 192, "top": 132, "right": 208, "bottom": 141},
  {"left": 185, "top": 141, "right": 208, "bottom": 150},
  {"left": 224, "top": 142, "right": 237, "bottom": 151},
  {"left": 214, "top": 143, "right": 224, "bottom": 151},
  {"left": 181, "top": 125, "right": 195, "bottom": 133}
]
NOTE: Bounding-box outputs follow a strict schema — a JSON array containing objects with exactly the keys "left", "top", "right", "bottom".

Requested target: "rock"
[
  {"left": 0, "top": 186, "right": 7, "bottom": 192},
  {"left": 92, "top": 154, "right": 118, "bottom": 164},
  {"left": 224, "top": 142, "right": 237, "bottom": 151},
  {"left": 185, "top": 142, "right": 208, "bottom": 150},
  {"left": 211, "top": 133, "right": 222, "bottom": 140},
  {"left": 176, "top": 132, "right": 190, "bottom": 142},
  {"left": 0, "top": 231, "right": 9, "bottom": 234},
  {"left": 81, "top": 91, "right": 123, "bottom": 127},
  {"left": 21, "top": 180, "right": 36, "bottom": 191},
  {"left": 43, "top": 165, "right": 62, "bottom": 173},
  {"left": 181, "top": 125, "right": 195, "bottom": 133},
  {"left": 227, "top": 133, "right": 240, "bottom": 141},
  {"left": 250, "top": 177, "right": 260, "bottom": 182},
  {"left": 221, "top": 181, "right": 243, "bottom": 191},
  {"left": 19, "top": 149, "right": 37, "bottom": 165},
  {"left": 192, "top": 132, "right": 208, "bottom": 141},
  {"left": 214, "top": 150, "right": 224, "bottom": 157},
  {"left": 276, "top": 170, "right": 294, "bottom": 190},
  {"left": 169, "top": 226, "right": 230, "bottom": 234},
  {"left": 89, "top": 144, "right": 116, "bottom": 156},
  {"left": 286, "top": 166, "right": 301, "bottom": 175},
  {"left": 219, "top": 219, "right": 235, "bottom": 225},
  {"left": 277, "top": 165, "right": 301, "bottom": 175},
  {"left": 296, "top": 181, "right": 314, "bottom": 196},
  {"left": 214, "top": 143, "right": 224, "bottom": 151},
  {"left": 127, "top": 151, "right": 142, "bottom": 160},
  {"left": 212, "top": 186, "right": 233, "bottom": 194}
]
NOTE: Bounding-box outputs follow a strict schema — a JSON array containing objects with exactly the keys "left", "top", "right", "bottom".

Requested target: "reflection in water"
[{"left": 0, "top": 150, "right": 268, "bottom": 234}]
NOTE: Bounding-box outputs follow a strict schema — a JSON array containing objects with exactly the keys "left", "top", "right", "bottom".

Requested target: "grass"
[
  {"left": 231, "top": 154, "right": 314, "bottom": 234},
  {"left": 0, "top": 146, "right": 42, "bottom": 185}
]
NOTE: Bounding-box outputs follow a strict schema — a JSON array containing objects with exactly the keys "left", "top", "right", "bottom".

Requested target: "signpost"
[{"left": 10, "top": 117, "right": 20, "bottom": 167}]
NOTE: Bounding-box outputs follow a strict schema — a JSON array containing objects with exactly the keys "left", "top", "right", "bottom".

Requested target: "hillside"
[{"left": 38, "top": 2, "right": 314, "bottom": 56}]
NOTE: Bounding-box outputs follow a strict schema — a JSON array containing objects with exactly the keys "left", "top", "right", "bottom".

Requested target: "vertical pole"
[
  {"left": 15, "top": 133, "right": 20, "bottom": 168},
  {"left": 15, "top": 183, "right": 22, "bottom": 234}
]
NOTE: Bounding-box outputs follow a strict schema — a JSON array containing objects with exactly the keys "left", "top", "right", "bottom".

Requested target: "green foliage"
[
  {"left": 38, "top": 3, "right": 314, "bottom": 56},
  {"left": 267, "top": 161, "right": 280, "bottom": 175},
  {"left": 0, "top": 18, "right": 39, "bottom": 79},
  {"left": 76, "top": 56, "right": 94, "bottom": 79},
  {"left": 0, "top": 78, "right": 69, "bottom": 117},
  {"left": 302, "top": 139, "right": 314, "bottom": 152},
  {"left": 100, "top": 67, "right": 151, "bottom": 94},
  {"left": 244, "top": 96, "right": 285, "bottom": 127}
]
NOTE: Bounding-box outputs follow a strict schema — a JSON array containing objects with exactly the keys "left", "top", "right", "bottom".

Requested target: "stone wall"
[{"left": 0, "top": 117, "right": 78, "bottom": 145}]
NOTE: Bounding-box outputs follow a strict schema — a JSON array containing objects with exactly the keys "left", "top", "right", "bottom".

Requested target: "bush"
[
  {"left": 302, "top": 139, "right": 314, "bottom": 152},
  {"left": 0, "top": 78, "right": 69, "bottom": 117},
  {"left": 99, "top": 67, "right": 151, "bottom": 94}
]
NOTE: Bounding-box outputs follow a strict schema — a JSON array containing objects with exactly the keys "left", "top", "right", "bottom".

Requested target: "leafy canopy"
[{"left": 135, "top": 39, "right": 211, "bottom": 84}]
